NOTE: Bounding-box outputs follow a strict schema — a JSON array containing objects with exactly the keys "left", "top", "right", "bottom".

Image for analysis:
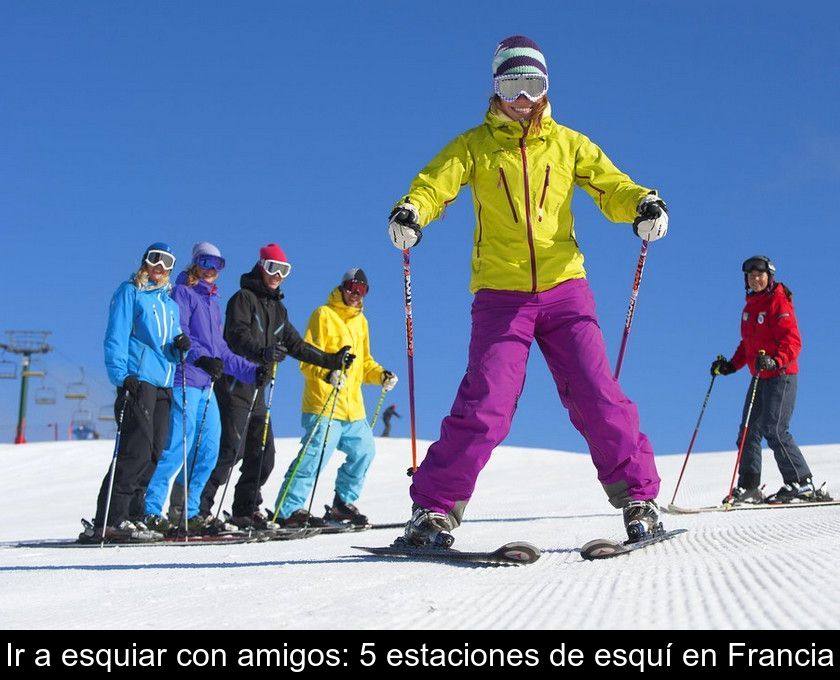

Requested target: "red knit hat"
[{"left": 259, "top": 243, "right": 287, "bottom": 262}]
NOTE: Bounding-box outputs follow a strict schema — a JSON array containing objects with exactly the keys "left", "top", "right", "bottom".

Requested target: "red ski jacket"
[{"left": 730, "top": 282, "right": 801, "bottom": 377}]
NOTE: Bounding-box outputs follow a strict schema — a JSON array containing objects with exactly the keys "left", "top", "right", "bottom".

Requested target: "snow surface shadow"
[
  {"left": 534, "top": 547, "right": 581, "bottom": 555},
  {"left": 0, "top": 557, "right": 373, "bottom": 573},
  {"left": 463, "top": 512, "right": 616, "bottom": 523},
  {"left": 348, "top": 554, "right": 518, "bottom": 569}
]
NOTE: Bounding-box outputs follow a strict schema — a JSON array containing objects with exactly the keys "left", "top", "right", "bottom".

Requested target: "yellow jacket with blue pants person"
[{"left": 274, "top": 269, "right": 398, "bottom": 527}]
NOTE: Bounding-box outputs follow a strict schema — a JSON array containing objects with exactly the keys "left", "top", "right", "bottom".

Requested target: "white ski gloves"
[
  {"left": 381, "top": 370, "right": 399, "bottom": 392},
  {"left": 326, "top": 370, "right": 347, "bottom": 390},
  {"left": 388, "top": 203, "right": 422, "bottom": 250},
  {"left": 633, "top": 194, "right": 669, "bottom": 242}
]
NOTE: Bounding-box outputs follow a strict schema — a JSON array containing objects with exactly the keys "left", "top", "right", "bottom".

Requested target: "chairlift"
[
  {"left": 65, "top": 367, "right": 89, "bottom": 400},
  {"left": 70, "top": 405, "right": 98, "bottom": 441},
  {"left": 35, "top": 384, "right": 56, "bottom": 405},
  {"left": 98, "top": 405, "right": 116, "bottom": 422},
  {"left": 0, "top": 358, "right": 16, "bottom": 380}
]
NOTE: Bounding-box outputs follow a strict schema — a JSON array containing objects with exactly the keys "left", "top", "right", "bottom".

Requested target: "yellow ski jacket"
[
  {"left": 300, "top": 288, "right": 385, "bottom": 421},
  {"left": 399, "top": 105, "right": 654, "bottom": 293}
]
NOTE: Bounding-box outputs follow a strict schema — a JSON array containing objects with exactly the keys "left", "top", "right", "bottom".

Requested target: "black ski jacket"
[{"left": 218, "top": 266, "right": 339, "bottom": 405}]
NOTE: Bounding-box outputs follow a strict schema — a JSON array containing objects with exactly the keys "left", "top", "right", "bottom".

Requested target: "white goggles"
[
  {"left": 261, "top": 259, "right": 292, "bottom": 278},
  {"left": 144, "top": 250, "right": 176, "bottom": 270},
  {"left": 494, "top": 75, "right": 548, "bottom": 103}
]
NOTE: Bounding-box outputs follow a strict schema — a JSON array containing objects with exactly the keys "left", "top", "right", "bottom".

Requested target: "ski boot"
[
  {"left": 78, "top": 519, "right": 161, "bottom": 544},
  {"left": 277, "top": 509, "right": 327, "bottom": 529},
  {"left": 144, "top": 514, "right": 173, "bottom": 534},
  {"left": 766, "top": 477, "right": 816, "bottom": 504},
  {"left": 723, "top": 485, "right": 765, "bottom": 506},
  {"left": 399, "top": 505, "right": 455, "bottom": 548},
  {"left": 228, "top": 510, "right": 281, "bottom": 531},
  {"left": 324, "top": 494, "right": 369, "bottom": 526},
  {"left": 622, "top": 500, "right": 663, "bottom": 543}
]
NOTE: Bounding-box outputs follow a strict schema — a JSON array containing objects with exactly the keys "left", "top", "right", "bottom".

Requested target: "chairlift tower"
[{"left": 0, "top": 331, "right": 52, "bottom": 444}]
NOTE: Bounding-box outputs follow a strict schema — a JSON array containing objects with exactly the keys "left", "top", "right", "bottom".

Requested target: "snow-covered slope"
[{"left": 1, "top": 439, "right": 838, "bottom": 629}]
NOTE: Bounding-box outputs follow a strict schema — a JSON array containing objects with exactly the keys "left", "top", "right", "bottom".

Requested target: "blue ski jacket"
[{"left": 104, "top": 277, "right": 183, "bottom": 388}]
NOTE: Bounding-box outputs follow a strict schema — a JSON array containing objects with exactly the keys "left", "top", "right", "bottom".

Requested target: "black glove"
[
  {"left": 254, "top": 365, "right": 270, "bottom": 387},
  {"left": 710, "top": 356, "right": 736, "bottom": 376},
  {"left": 756, "top": 354, "right": 777, "bottom": 372},
  {"left": 122, "top": 374, "right": 141, "bottom": 398},
  {"left": 173, "top": 333, "right": 192, "bottom": 353},
  {"left": 261, "top": 343, "right": 288, "bottom": 364},
  {"left": 194, "top": 356, "right": 224, "bottom": 382},
  {"left": 327, "top": 345, "right": 356, "bottom": 370}
]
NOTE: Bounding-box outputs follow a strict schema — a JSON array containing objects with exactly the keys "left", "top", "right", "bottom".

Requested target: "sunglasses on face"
[
  {"left": 494, "top": 75, "right": 548, "bottom": 103},
  {"left": 342, "top": 280, "right": 368, "bottom": 296},
  {"left": 194, "top": 254, "right": 226, "bottom": 271},
  {"left": 145, "top": 250, "right": 176, "bottom": 270},
  {"left": 261, "top": 259, "right": 292, "bottom": 277}
]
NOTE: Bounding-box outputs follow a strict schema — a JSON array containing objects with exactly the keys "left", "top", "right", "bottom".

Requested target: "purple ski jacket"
[{"left": 172, "top": 271, "right": 257, "bottom": 389}]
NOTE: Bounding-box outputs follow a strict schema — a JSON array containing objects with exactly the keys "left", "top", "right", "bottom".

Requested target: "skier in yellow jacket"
[{"left": 274, "top": 268, "right": 398, "bottom": 527}]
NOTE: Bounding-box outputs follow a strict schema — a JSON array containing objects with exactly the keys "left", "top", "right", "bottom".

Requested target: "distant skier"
[
  {"left": 81, "top": 242, "right": 191, "bottom": 543},
  {"left": 711, "top": 256, "right": 829, "bottom": 505},
  {"left": 387, "top": 35, "right": 669, "bottom": 547},
  {"left": 381, "top": 404, "right": 400, "bottom": 437},
  {"left": 273, "top": 268, "right": 398, "bottom": 527},
  {"left": 143, "top": 242, "right": 262, "bottom": 535},
  {"left": 198, "top": 243, "right": 354, "bottom": 530}
]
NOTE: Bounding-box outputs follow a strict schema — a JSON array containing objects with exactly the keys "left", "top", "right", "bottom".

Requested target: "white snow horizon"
[{"left": 1, "top": 438, "right": 838, "bottom": 630}]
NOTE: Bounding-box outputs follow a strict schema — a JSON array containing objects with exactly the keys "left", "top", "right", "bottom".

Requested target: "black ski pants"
[
  {"left": 94, "top": 383, "right": 172, "bottom": 528},
  {"left": 737, "top": 373, "right": 811, "bottom": 488},
  {"left": 199, "top": 385, "right": 275, "bottom": 518}
]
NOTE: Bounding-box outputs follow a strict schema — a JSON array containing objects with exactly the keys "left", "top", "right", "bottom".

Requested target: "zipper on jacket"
[
  {"left": 537, "top": 165, "right": 551, "bottom": 222},
  {"left": 519, "top": 131, "right": 538, "bottom": 292},
  {"left": 151, "top": 304, "right": 163, "bottom": 341},
  {"left": 497, "top": 167, "right": 519, "bottom": 222},
  {"left": 476, "top": 202, "right": 483, "bottom": 258}
]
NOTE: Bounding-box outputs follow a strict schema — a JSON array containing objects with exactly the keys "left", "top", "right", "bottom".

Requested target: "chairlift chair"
[{"left": 35, "top": 385, "right": 56, "bottom": 405}]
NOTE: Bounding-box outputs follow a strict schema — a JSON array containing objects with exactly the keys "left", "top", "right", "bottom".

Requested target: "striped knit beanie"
[{"left": 491, "top": 35, "right": 548, "bottom": 79}]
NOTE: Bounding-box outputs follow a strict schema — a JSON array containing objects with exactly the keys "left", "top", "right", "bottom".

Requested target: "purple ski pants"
[{"left": 410, "top": 278, "right": 660, "bottom": 518}]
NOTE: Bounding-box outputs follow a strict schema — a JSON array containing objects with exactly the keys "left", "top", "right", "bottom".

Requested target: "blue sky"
[{"left": 2, "top": 1, "right": 838, "bottom": 459}]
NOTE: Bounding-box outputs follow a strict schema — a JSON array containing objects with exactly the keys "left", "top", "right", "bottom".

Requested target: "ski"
[
  {"left": 665, "top": 499, "right": 840, "bottom": 514},
  {"left": 580, "top": 528, "right": 687, "bottom": 560},
  {"left": 353, "top": 540, "right": 541, "bottom": 565},
  {"left": 14, "top": 533, "right": 260, "bottom": 549}
]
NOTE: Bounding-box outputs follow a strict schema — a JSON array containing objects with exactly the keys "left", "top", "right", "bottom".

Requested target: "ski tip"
[
  {"left": 580, "top": 538, "right": 626, "bottom": 561},
  {"left": 496, "top": 541, "right": 541, "bottom": 564}
]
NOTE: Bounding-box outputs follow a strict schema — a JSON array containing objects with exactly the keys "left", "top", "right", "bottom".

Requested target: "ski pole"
[
  {"left": 369, "top": 386, "right": 387, "bottom": 430},
  {"left": 724, "top": 351, "right": 764, "bottom": 506},
  {"left": 304, "top": 366, "right": 345, "bottom": 526},
  {"left": 402, "top": 248, "right": 419, "bottom": 473},
  {"left": 214, "top": 384, "right": 260, "bottom": 524},
  {"left": 271, "top": 385, "right": 338, "bottom": 522},
  {"left": 179, "top": 351, "right": 189, "bottom": 541},
  {"left": 669, "top": 367, "right": 719, "bottom": 506},
  {"left": 100, "top": 393, "right": 130, "bottom": 548},
  {"left": 251, "top": 361, "right": 279, "bottom": 524},
  {"left": 614, "top": 240, "right": 649, "bottom": 380}
]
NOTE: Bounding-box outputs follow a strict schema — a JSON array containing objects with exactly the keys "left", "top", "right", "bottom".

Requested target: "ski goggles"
[
  {"left": 742, "top": 257, "right": 774, "bottom": 274},
  {"left": 194, "top": 254, "right": 226, "bottom": 271},
  {"left": 144, "top": 249, "right": 176, "bottom": 270},
  {"left": 493, "top": 74, "right": 548, "bottom": 103},
  {"left": 342, "top": 280, "right": 369, "bottom": 296},
  {"left": 260, "top": 259, "right": 292, "bottom": 278}
]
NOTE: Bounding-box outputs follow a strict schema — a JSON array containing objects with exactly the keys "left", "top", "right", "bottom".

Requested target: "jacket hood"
[
  {"left": 485, "top": 101, "right": 557, "bottom": 145},
  {"left": 240, "top": 265, "right": 283, "bottom": 301},
  {"left": 327, "top": 287, "right": 363, "bottom": 320}
]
